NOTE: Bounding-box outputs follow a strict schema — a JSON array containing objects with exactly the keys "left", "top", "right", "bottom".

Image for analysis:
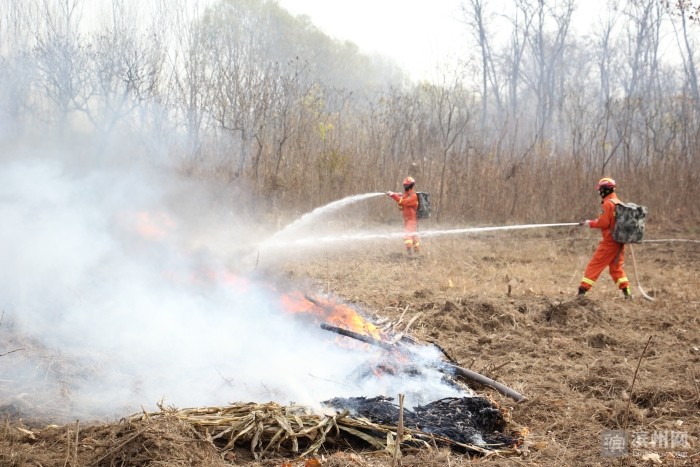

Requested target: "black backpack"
[
  {"left": 612, "top": 201, "right": 647, "bottom": 243},
  {"left": 416, "top": 192, "right": 431, "bottom": 219}
]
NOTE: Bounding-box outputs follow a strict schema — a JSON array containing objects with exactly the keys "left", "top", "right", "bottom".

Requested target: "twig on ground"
[
  {"left": 490, "top": 360, "right": 513, "bottom": 374},
  {"left": 93, "top": 427, "right": 150, "bottom": 466},
  {"left": 0, "top": 348, "right": 24, "bottom": 357},
  {"left": 394, "top": 305, "right": 410, "bottom": 328},
  {"left": 624, "top": 335, "right": 653, "bottom": 430}
]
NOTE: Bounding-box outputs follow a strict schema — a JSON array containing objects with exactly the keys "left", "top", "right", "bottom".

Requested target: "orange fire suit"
[
  {"left": 389, "top": 189, "right": 421, "bottom": 251},
  {"left": 580, "top": 193, "right": 630, "bottom": 292}
]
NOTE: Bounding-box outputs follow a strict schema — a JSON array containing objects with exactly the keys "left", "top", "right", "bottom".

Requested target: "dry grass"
[
  {"left": 1, "top": 226, "right": 699, "bottom": 466},
  {"left": 266, "top": 225, "right": 700, "bottom": 466}
]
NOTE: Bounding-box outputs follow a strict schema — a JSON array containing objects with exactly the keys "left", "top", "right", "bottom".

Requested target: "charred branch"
[
  {"left": 0, "top": 348, "right": 24, "bottom": 357},
  {"left": 319, "top": 323, "right": 395, "bottom": 351},
  {"left": 319, "top": 322, "right": 527, "bottom": 403},
  {"left": 445, "top": 363, "right": 526, "bottom": 403}
]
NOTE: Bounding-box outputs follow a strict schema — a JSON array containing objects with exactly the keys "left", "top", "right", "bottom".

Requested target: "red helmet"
[
  {"left": 403, "top": 176, "right": 415, "bottom": 189},
  {"left": 596, "top": 177, "right": 616, "bottom": 190}
]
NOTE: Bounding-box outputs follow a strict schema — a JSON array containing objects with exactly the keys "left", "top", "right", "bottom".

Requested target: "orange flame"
[
  {"left": 133, "top": 211, "right": 176, "bottom": 240},
  {"left": 122, "top": 212, "right": 383, "bottom": 345},
  {"left": 190, "top": 269, "right": 383, "bottom": 343},
  {"left": 280, "top": 291, "right": 382, "bottom": 340}
]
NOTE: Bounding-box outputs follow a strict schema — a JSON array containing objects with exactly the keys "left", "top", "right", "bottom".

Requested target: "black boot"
[{"left": 578, "top": 286, "right": 587, "bottom": 296}]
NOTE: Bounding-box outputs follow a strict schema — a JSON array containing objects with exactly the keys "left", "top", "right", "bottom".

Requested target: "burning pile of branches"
[
  {"left": 2, "top": 290, "right": 528, "bottom": 462},
  {"left": 317, "top": 310, "right": 527, "bottom": 403},
  {"left": 130, "top": 398, "right": 524, "bottom": 460},
  {"left": 121, "top": 295, "right": 527, "bottom": 460}
]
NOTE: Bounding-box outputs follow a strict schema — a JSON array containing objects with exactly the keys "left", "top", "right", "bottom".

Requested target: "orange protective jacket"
[
  {"left": 588, "top": 192, "right": 620, "bottom": 243},
  {"left": 390, "top": 189, "right": 418, "bottom": 232}
]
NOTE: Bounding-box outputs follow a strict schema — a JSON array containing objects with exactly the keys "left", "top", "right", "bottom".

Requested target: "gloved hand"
[
  {"left": 579, "top": 220, "right": 591, "bottom": 227},
  {"left": 386, "top": 191, "right": 394, "bottom": 197}
]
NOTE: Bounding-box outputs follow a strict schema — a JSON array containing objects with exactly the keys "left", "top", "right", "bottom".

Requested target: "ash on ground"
[{"left": 323, "top": 395, "right": 518, "bottom": 450}]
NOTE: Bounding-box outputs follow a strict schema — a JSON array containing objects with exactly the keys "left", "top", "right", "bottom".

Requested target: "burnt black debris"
[{"left": 322, "top": 396, "right": 517, "bottom": 451}]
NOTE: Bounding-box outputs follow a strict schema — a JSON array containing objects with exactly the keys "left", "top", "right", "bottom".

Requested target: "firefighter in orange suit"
[
  {"left": 386, "top": 176, "right": 421, "bottom": 255},
  {"left": 578, "top": 177, "right": 632, "bottom": 299}
]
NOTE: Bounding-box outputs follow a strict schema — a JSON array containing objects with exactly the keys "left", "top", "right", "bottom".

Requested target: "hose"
[
  {"left": 628, "top": 244, "right": 655, "bottom": 302},
  {"left": 641, "top": 239, "right": 700, "bottom": 244},
  {"left": 631, "top": 237, "right": 699, "bottom": 301}
]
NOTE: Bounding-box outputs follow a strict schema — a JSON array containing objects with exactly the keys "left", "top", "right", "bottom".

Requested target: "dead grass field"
[{"left": 1, "top": 224, "right": 698, "bottom": 466}]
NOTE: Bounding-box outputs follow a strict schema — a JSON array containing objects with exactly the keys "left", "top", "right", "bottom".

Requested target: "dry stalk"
[
  {"left": 63, "top": 424, "right": 71, "bottom": 467},
  {"left": 402, "top": 313, "right": 422, "bottom": 334},
  {"left": 624, "top": 335, "right": 653, "bottom": 430},
  {"left": 0, "top": 311, "right": 24, "bottom": 357},
  {"left": 489, "top": 360, "right": 513, "bottom": 374},
  {"left": 0, "top": 348, "right": 24, "bottom": 357},
  {"left": 552, "top": 431, "right": 572, "bottom": 466},
  {"left": 74, "top": 420, "right": 79, "bottom": 466},
  {"left": 93, "top": 427, "right": 150, "bottom": 465},
  {"left": 394, "top": 305, "right": 410, "bottom": 328},
  {"left": 392, "top": 394, "right": 405, "bottom": 467}
]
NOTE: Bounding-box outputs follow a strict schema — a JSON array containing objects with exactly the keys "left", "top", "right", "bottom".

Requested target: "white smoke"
[{"left": 0, "top": 146, "right": 465, "bottom": 422}]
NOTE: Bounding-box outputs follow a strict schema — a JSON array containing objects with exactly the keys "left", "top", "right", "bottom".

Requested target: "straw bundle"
[{"left": 131, "top": 401, "right": 523, "bottom": 460}]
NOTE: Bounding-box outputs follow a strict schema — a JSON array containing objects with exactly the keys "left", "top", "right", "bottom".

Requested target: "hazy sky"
[
  {"left": 278, "top": 0, "right": 468, "bottom": 81},
  {"left": 277, "top": 0, "right": 611, "bottom": 82}
]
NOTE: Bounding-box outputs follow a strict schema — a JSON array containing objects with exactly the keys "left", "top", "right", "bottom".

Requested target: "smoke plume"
[{"left": 0, "top": 141, "right": 463, "bottom": 423}]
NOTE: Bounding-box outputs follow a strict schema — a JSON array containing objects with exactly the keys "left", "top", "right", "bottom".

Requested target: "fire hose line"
[
  {"left": 277, "top": 212, "right": 697, "bottom": 302},
  {"left": 419, "top": 228, "right": 695, "bottom": 304},
  {"left": 631, "top": 238, "right": 699, "bottom": 301},
  {"left": 628, "top": 244, "right": 655, "bottom": 302},
  {"left": 418, "top": 223, "right": 581, "bottom": 237},
  {"left": 641, "top": 238, "right": 700, "bottom": 244}
]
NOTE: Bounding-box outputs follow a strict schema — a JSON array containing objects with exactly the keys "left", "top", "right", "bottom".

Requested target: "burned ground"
[{"left": 1, "top": 226, "right": 699, "bottom": 466}]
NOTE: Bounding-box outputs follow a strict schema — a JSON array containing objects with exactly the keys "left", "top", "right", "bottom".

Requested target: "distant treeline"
[{"left": 0, "top": 0, "right": 698, "bottom": 225}]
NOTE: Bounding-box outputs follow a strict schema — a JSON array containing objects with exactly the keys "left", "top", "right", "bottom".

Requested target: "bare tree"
[
  {"left": 30, "top": 0, "right": 94, "bottom": 133},
  {"left": 202, "top": 1, "right": 281, "bottom": 178},
  {"left": 81, "top": 1, "right": 164, "bottom": 140},
  {"left": 617, "top": 0, "right": 664, "bottom": 168},
  {"left": 518, "top": 0, "right": 575, "bottom": 144},
  {"left": 503, "top": 2, "right": 533, "bottom": 124},
  {"left": 162, "top": 0, "right": 213, "bottom": 163},
  {"left": 669, "top": 1, "right": 700, "bottom": 109},
  {"left": 464, "top": 0, "right": 503, "bottom": 133},
  {"left": 419, "top": 72, "right": 472, "bottom": 222}
]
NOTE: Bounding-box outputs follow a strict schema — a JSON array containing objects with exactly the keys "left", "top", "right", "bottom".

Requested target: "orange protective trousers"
[
  {"left": 581, "top": 242, "right": 628, "bottom": 291},
  {"left": 390, "top": 189, "right": 420, "bottom": 250}
]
